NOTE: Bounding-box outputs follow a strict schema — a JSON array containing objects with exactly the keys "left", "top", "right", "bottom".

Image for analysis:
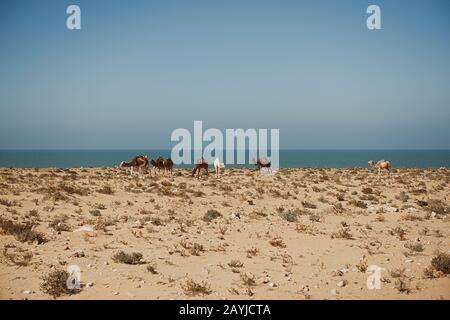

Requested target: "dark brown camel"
[
  {"left": 252, "top": 157, "right": 271, "bottom": 172},
  {"left": 192, "top": 158, "right": 208, "bottom": 178},
  {"left": 163, "top": 158, "right": 174, "bottom": 176},
  {"left": 150, "top": 156, "right": 165, "bottom": 174}
]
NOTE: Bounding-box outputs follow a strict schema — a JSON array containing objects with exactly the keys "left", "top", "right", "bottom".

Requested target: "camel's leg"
[{"left": 130, "top": 166, "right": 134, "bottom": 177}]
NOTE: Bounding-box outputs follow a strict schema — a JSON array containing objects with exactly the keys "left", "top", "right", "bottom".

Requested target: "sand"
[{"left": 0, "top": 167, "right": 449, "bottom": 300}]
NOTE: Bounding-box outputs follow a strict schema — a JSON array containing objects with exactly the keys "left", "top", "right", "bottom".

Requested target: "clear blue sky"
[{"left": 0, "top": 0, "right": 449, "bottom": 149}]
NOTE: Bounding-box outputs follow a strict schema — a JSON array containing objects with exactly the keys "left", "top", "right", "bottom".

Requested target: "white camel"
[{"left": 214, "top": 157, "right": 225, "bottom": 178}]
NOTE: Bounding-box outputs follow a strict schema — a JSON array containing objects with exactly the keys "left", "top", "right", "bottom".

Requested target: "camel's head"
[{"left": 219, "top": 162, "right": 225, "bottom": 169}]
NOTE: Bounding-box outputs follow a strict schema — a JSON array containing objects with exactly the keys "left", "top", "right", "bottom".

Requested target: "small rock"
[
  {"left": 337, "top": 280, "right": 348, "bottom": 287},
  {"left": 268, "top": 282, "right": 277, "bottom": 288},
  {"left": 23, "top": 290, "right": 32, "bottom": 294},
  {"left": 74, "top": 225, "right": 95, "bottom": 232},
  {"left": 86, "top": 282, "right": 94, "bottom": 288}
]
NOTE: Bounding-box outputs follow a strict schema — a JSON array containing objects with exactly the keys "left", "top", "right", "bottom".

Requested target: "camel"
[
  {"left": 151, "top": 157, "right": 173, "bottom": 176},
  {"left": 252, "top": 157, "right": 271, "bottom": 172},
  {"left": 213, "top": 157, "right": 225, "bottom": 178},
  {"left": 163, "top": 158, "right": 174, "bottom": 176},
  {"left": 192, "top": 158, "right": 209, "bottom": 178},
  {"left": 119, "top": 155, "right": 149, "bottom": 176},
  {"left": 150, "top": 156, "right": 165, "bottom": 175},
  {"left": 368, "top": 160, "right": 391, "bottom": 177}
]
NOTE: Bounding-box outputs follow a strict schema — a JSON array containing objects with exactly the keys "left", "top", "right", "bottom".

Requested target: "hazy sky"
[{"left": 0, "top": 0, "right": 449, "bottom": 149}]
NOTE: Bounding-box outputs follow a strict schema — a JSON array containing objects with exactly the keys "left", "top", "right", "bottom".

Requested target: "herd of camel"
[{"left": 119, "top": 154, "right": 391, "bottom": 178}]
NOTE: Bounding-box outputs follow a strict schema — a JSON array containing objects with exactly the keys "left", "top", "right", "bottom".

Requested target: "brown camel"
[
  {"left": 119, "top": 155, "right": 149, "bottom": 176},
  {"left": 192, "top": 158, "right": 208, "bottom": 178},
  {"left": 163, "top": 158, "right": 174, "bottom": 176},
  {"left": 368, "top": 160, "right": 391, "bottom": 178},
  {"left": 150, "top": 156, "right": 165, "bottom": 175}
]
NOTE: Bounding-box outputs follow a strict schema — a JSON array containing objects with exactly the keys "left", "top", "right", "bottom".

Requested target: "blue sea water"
[{"left": 0, "top": 150, "right": 448, "bottom": 168}]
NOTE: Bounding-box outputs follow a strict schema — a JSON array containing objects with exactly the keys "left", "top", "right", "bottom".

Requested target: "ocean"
[{"left": 0, "top": 150, "right": 448, "bottom": 169}]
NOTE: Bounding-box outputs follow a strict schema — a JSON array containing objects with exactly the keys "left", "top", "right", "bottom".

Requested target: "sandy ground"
[{"left": 0, "top": 167, "right": 449, "bottom": 300}]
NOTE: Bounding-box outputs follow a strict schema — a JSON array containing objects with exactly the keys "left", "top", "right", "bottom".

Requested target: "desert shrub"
[
  {"left": 0, "top": 217, "right": 47, "bottom": 244},
  {"left": 394, "top": 278, "right": 411, "bottom": 294},
  {"left": 181, "top": 278, "right": 212, "bottom": 296},
  {"left": 97, "top": 185, "right": 114, "bottom": 195},
  {"left": 203, "top": 209, "right": 222, "bottom": 222},
  {"left": 279, "top": 210, "right": 298, "bottom": 222},
  {"left": 49, "top": 214, "right": 71, "bottom": 232},
  {"left": 426, "top": 200, "right": 449, "bottom": 215},
  {"left": 0, "top": 198, "right": 19, "bottom": 207},
  {"left": 404, "top": 241, "right": 424, "bottom": 253},
  {"left": 349, "top": 200, "right": 367, "bottom": 209},
  {"left": 112, "top": 251, "right": 144, "bottom": 265},
  {"left": 228, "top": 260, "right": 244, "bottom": 268},
  {"left": 331, "top": 227, "right": 353, "bottom": 240},
  {"left": 302, "top": 201, "right": 317, "bottom": 209},
  {"left": 2, "top": 245, "right": 33, "bottom": 266},
  {"left": 240, "top": 272, "right": 256, "bottom": 286},
  {"left": 146, "top": 262, "right": 158, "bottom": 274},
  {"left": 41, "top": 269, "right": 79, "bottom": 298},
  {"left": 431, "top": 253, "right": 450, "bottom": 274},
  {"left": 389, "top": 226, "right": 407, "bottom": 241}
]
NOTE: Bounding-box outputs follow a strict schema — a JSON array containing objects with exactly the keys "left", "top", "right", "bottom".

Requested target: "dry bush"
[
  {"left": 295, "top": 223, "right": 317, "bottom": 235},
  {"left": 389, "top": 268, "right": 406, "bottom": 278},
  {"left": 269, "top": 237, "right": 286, "bottom": 248},
  {"left": 402, "top": 214, "right": 423, "bottom": 221},
  {"left": 203, "top": 209, "right": 222, "bottom": 222},
  {"left": 2, "top": 244, "right": 33, "bottom": 266},
  {"left": 404, "top": 241, "right": 424, "bottom": 253},
  {"left": 331, "top": 227, "right": 353, "bottom": 240},
  {"left": 397, "top": 191, "right": 409, "bottom": 202},
  {"left": 0, "top": 198, "right": 19, "bottom": 207},
  {"left": 112, "top": 251, "right": 144, "bottom": 265},
  {"left": 97, "top": 184, "right": 114, "bottom": 195},
  {"left": 431, "top": 253, "right": 450, "bottom": 274},
  {"left": 356, "top": 256, "right": 368, "bottom": 272},
  {"left": 426, "top": 199, "right": 449, "bottom": 215},
  {"left": 394, "top": 277, "right": 411, "bottom": 294},
  {"left": 181, "top": 278, "right": 212, "bottom": 296},
  {"left": 389, "top": 226, "right": 407, "bottom": 241},
  {"left": 240, "top": 272, "right": 256, "bottom": 286},
  {"left": 309, "top": 213, "right": 321, "bottom": 222},
  {"left": 246, "top": 247, "right": 259, "bottom": 258},
  {"left": 0, "top": 217, "right": 47, "bottom": 244},
  {"left": 228, "top": 260, "right": 244, "bottom": 268},
  {"left": 180, "top": 240, "right": 205, "bottom": 256},
  {"left": 302, "top": 201, "right": 317, "bottom": 209},
  {"left": 146, "top": 262, "right": 158, "bottom": 274},
  {"left": 49, "top": 214, "right": 71, "bottom": 232},
  {"left": 349, "top": 200, "right": 367, "bottom": 209},
  {"left": 41, "top": 269, "right": 80, "bottom": 298},
  {"left": 279, "top": 210, "right": 298, "bottom": 223}
]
